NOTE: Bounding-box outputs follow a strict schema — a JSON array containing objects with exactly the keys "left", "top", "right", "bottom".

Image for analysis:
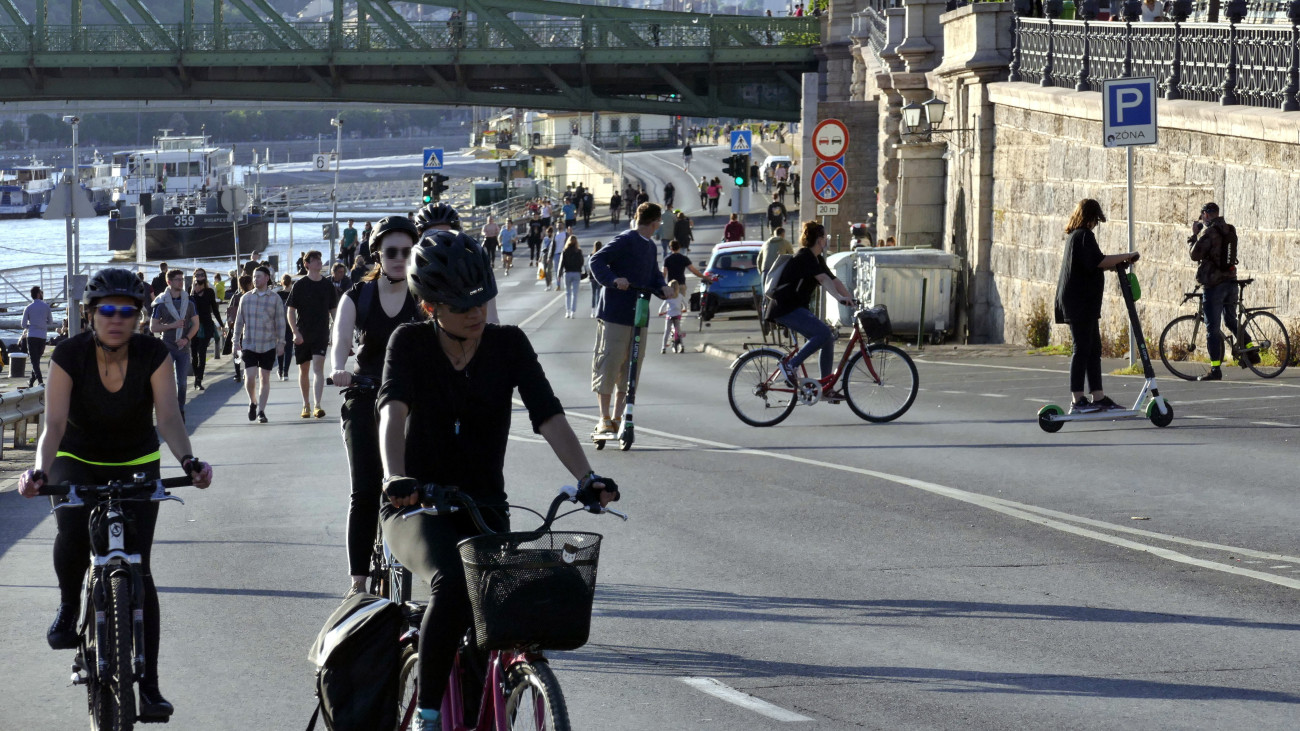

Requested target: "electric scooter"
[
  {"left": 1038, "top": 262, "right": 1174, "bottom": 432},
  {"left": 594, "top": 288, "right": 654, "bottom": 451}
]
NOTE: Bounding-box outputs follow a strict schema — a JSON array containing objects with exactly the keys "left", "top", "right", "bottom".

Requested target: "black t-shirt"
[
  {"left": 150, "top": 274, "right": 167, "bottom": 297},
  {"left": 664, "top": 252, "right": 691, "bottom": 284},
  {"left": 1056, "top": 227, "right": 1105, "bottom": 322},
  {"left": 286, "top": 275, "right": 337, "bottom": 343},
  {"left": 346, "top": 280, "right": 421, "bottom": 378},
  {"left": 51, "top": 332, "right": 170, "bottom": 463},
  {"left": 767, "top": 202, "right": 787, "bottom": 221},
  {"left": 770, "top": 247, "right": 833, "bottom": 320},
  {"left": 378, "top": 322, "right": 564, "bottom": 504},
  {"left": 672, "top": 219, "right": 693, "bottom": 244},
  {"left": 191, "top": 287, "right": 220, "bottom": 329},
  {"left": 527, "top": 220, "right": 544, "bottom": 244}
]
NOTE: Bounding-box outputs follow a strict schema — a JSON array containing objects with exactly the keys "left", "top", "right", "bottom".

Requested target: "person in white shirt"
[
  {"left": 658, "top": 281, "right": 686, "bottom": 354},
  {"left": 20, "top": 286, "right": 55, "bottom": 386}
]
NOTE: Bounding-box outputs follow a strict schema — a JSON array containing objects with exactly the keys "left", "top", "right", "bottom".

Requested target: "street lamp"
[
  {"left": 922, "top": 97, "right": 947, "bottom": 128},
  {"left": 329, "top": 117, "right": 342, "bottom": 263},
  {"left": 900, "top": 102, "right": 924, "bottom": 135},
  {"left": 62, "top": 115, "right": 81, "bottom": 335}
]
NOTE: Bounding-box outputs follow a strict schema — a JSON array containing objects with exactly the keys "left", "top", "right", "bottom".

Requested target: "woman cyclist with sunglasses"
[
  {"left": 16, "top": 268, "right": 214, "bottom": 721},
  {"left": 328, "top": 215, "right": 426, "bottom": 599},
  {"left": 377, "top": 230, "right": 620, "bottom": 730}
]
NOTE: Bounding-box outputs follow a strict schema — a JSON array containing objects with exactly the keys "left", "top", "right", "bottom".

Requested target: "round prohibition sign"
[
  {"left": 811, "top": 161, "right": 848, "bottom": 204},
  {"left": 812, "top": 119, "right": 850, "bottom": 161}
]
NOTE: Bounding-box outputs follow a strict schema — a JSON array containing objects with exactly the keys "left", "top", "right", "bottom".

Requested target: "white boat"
[
  {"left": 77, "top": 152, "right": 118, "bottom": 215},
  {"left": 110, "top": 129, "right": 235, "bottom": 210},
  {"left": 0, "top": 159, "right": 57, "bottom": 219}
]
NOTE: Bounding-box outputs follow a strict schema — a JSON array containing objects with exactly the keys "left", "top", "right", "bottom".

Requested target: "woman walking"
[
  {"left": 561, "top": 234, "right": 585, "bottom": 318},
  {"left": 481, "top": 214, "right": 500, "bottom": 268},
  {"left": 1054, "top": 198, "right": 1141, "bottom": 414},
  {"left": 189, "top": 268, "right": 221, "bottom": 391},
  {"left": 540, "top": 226, "right": 556, "bottom": 290},
  {"left": 276, "top": 274, "right": 294, "bottom": 381}
]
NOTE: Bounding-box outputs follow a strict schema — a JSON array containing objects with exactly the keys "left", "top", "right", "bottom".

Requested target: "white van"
[{"left": 759, "top": 155, "right": 793, "bottom": 185}]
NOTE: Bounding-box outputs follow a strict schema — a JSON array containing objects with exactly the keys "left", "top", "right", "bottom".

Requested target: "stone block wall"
[{"left": 986, "top": 83, "right": 1300, "bottom": 346}]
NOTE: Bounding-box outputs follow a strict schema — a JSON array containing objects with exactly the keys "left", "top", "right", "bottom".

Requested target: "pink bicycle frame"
[{"left": 400, "top": 648, "right": 546, "bottom": 730}]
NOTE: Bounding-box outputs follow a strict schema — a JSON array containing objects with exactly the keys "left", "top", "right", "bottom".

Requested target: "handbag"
[
  {"left": 17, "top": 330, "right": 27, "bottom": 352},
  {"left": 222, "top": 331, "right": 233, "bottom": 355}
]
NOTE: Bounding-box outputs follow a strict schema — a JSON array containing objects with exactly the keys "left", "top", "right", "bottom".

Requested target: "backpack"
[
  {"left": 760, "top": 253, "right": 793, "bottom": 322},
  {"left": 305, "top": 593, "right": 405, "bottom": 731},
  {"left": 353, "top": 280, "right": 378, "bottom": 346}
]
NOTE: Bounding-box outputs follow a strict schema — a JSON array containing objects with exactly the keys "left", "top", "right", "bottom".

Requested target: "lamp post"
[
  {"left": 330, "top": 117, "right": 342, "bottom": 263},
  {"left": 62, "top": 115, "right": 81, "bottom": 335}
]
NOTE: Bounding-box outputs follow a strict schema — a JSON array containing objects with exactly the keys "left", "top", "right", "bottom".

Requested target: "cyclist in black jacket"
[
  {"left": 377, "top": 230, "right": 618, "bottom": 731},
  {"left": 17, "top": 268, "right": 213, "bottom": 721}
]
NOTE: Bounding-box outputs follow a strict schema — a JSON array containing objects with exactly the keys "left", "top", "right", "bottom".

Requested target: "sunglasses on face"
[
  {"left": 96, "top": 304, "right": 139, "bottom": 319},
  {"left": 384, "top": 247, "right": 412, "bottom": 260}
]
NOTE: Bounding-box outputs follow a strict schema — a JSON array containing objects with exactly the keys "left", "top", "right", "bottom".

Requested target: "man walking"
[
  {"left": 1187, "top": 202, "right": 1240, "bottom": 382},
  {"left": 20, "top": 286, "right": 54, "bottom": 387},
  {"left": 150, "top": 262, "right": 169, "bottom": 297},
  {"left": 527, "top": 212, "right": 544, "bottom": 266},
  {"left": 341, "top": 219, "right": 359, "bottom": 268},
  {"left": 149, "top": 269, "right": 199, "bottom": 420},
  {"left": 758, "top": 226, "right": 793, "bottom": 275},
  {"left": 286, "top": 250, "right": 338, "bottom": 418},
  {"left": 767, "top": 194, "right": 788, "bottom": 235},
  {"left": 588, "top": 203, "right": 675, "bottom": 435},
  {"left": 233, "top": 266, "right": 285, "bottom": 423}
]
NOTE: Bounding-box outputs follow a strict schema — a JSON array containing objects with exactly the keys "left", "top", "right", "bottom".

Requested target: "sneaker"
[
  {"left": 661, "top": 347, "right": 667, "bottom": 354},
  {"left": 1091, "top": 396, "right": 1124, "bottom": 411},
  {"left": 258, "top": 411, "right": 268, "bottom": 423},
  {"left": 301, "top": 406, "right": 311, "bottom": 419},
  {"left": 1197, "top": 367, "right": 1223, "bottom": 381},
  {"left": 590, "top": 312, "right": 595, "bottom": 318},
  {"left": 823, "top": 389, "right": 847, "bottom": 404},
  {"left": 413, "top": 710, "right": 440, "bottom": 731},
  {"left": 313, "top": 406, "right": 326, "bottom": 419},
  {"left": 248, "top": 403, "right": 258, "bottom": 421},
  {"left": 138, "top": 685, "right": 174, "bottom": 720},
  {"left": 779, "top": 360, "right": 798, "bottom": 386},
  {"left": 1068, "top": 398, "right": 1098, "bottom": 415},
  {"left": 594, "top": 418, "right": 618, "bottom": 435},
  {"left": 46, "top": 603, "right": 78, "bottom": 649}
]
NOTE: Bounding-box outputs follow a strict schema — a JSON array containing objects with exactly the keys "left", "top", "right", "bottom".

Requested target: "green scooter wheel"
[
  {"left": 1146, "top": 399, "right": 1174, "bottom": 428},
  {"left": 1038, "top": 404, "right": 1065, "bottom": 433}
]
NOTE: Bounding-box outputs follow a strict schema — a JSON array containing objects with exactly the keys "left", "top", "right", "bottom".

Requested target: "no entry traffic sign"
[
  {"left": 811, "top": 161, "right": 847, "bottom": 204},
  {"left": 812, "top": 119, "right": 849, "bottom": 161}
]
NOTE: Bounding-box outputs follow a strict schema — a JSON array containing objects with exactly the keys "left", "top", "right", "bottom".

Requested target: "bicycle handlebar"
[
  {"left": 398, "top": 485, "right": 628, "bottom": 532},
  {"left": 38, "top": 475, "right": 196, "bottom": 510}
]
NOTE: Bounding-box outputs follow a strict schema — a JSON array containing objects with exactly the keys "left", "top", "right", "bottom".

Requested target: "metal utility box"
[{"left": 853, "top": 249, "right": 961, "bottom": 342}]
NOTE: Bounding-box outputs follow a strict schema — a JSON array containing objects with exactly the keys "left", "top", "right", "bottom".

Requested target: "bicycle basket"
[
  {"left": 458, "top": 531, "right": 601, "bottom": 651},
  {"left": 856, "top": 305, "right": 892, "bottom": 341}
]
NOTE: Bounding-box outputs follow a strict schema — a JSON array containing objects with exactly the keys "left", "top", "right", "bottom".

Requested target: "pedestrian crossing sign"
[{"left": 730, "top": 130, "right": 752, "bottom": 154}]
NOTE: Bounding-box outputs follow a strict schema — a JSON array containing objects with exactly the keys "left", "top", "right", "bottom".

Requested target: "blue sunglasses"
[{"left": 95, "top": 304, "right": 140, "bottom": 319}]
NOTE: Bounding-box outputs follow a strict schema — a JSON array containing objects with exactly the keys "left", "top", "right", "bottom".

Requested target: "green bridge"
[{"left": 0, "top": 0, "right": 820, "bottom": 120}]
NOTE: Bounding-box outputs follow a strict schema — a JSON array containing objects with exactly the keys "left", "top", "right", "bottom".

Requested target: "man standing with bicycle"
[{"left": 1188, "top": 202, "right": 1238, "bottom": 382}]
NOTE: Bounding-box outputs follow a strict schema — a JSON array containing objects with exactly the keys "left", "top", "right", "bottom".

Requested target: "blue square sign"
[
  {"left": 1102, "top": 77, "right": 1157, "bottom": 148},
  {"left": 423, "top": 147, "right": 444, "bottom": 170},
  {"left": 730, "top": 130, "right": 752, "bottom": 154}
]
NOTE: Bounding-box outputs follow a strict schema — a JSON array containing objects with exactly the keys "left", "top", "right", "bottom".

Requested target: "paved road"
[{"left": 3, "top": 182, "right": 1298, "bottom": 729}]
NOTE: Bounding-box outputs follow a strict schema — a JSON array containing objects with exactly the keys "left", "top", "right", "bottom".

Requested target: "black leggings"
[
  {"left": 190, "top": 333, "right": 212, "bottom": 383},
  {"left": 1068, "top": 318, "right": 1103, "bottom": 394},
  {"left": 341, "top": 389, "right": 383, "bottom": 577},
  {"left": 51, "top": 456, "right": 163, "bottom": 686},
  {"left": 381, "top": 504, "right": 508, "bottom": 708}
]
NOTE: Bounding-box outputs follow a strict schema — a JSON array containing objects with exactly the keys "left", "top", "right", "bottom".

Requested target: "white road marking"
[
  {"left": 1175, "top": 394, "right": 1298, "bottom": 405},
  {"left": 513, "top": 293, "right": 564, "bottom": 329},
  {"left": 498, "top": 280, "right": 521, "bottom": 287},
  {"left": 1251, "top": 421, "right": 1296, "bottom": 427},
  {"left": 978, "top": 393, "right": 1009, "bottom": 398},
  {"left": 917, "top": 358, "right": 1300, "bottom": 389},
  {"left": 532, "top": 402, "right": 1300, "bottom": 590},
  {"left": 1181, "top": 415, "right": 1226, "bottom": 420},
  {"left": 940, "top": 390, "right": 965, "bottom": 395},
  {"left": 678, "top": 677, "right": 813, "bottom": 723}
]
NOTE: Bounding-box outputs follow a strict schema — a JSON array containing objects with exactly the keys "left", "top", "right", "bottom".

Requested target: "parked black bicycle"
[
  {"left": 1158, "top": 279, "right": 1292, "bottom": 380},
  {"left": 36, "top": 474, "right": 197, "bottom": 731}
]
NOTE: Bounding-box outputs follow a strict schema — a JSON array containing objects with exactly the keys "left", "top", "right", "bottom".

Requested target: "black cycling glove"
[
  {"left": 576, "top": 473, "right": 620, "bottom": 512},
  {"left": 382, "top": 476, "right": 418, "bottom": 501}
]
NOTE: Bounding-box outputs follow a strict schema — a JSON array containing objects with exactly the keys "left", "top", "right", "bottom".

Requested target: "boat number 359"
[{"left": 173, "top": 215, "right": 196, "bottom": 227}]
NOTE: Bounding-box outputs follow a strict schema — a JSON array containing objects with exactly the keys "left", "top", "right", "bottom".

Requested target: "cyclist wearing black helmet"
[
  {"left": 377, "top": 230, "right": 619, "bottom": 731},
  {"left": 328, "top": 215, "right": 426, "bottom": 598},
  {"left": 413, "top": 200, "right": 500, "bottom": 325},
  {"left": 17, "top": 268, "right": 213, "bottom": 722}
]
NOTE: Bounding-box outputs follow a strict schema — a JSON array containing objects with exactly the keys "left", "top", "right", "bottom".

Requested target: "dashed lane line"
[
  {"left": 530, "top": 401, "right": 1300, "bottom": 591},
  {"left": 1250, "top": 421, "right": 1296, "bottom": 428},
  {"left": 512, "top": 292, "right": 564, "bottom": 330},
  {"left": 678, "top": 677, "right": 813, "bottom": 723}
]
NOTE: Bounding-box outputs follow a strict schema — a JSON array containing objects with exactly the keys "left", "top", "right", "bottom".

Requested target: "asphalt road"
[{"left": 3, "top": 159, "right": 1299, "bottom": 730}]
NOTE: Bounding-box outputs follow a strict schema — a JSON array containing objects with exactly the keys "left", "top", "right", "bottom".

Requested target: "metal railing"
[
  {"left": 1010, "top": 17, "right": 1300, "bottom": 110},
  {"left": 1, "top": 17, "right": 820, "bottom": 56}
]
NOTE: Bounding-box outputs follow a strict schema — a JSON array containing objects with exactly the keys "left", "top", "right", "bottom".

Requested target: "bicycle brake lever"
[
  {"left": 149, "top": 484, "right": 185, "bottom": 505},
  {"left": 602, "top": 507, "right": 630, "bottom": 521},
  {"left": 50, "top": 492, "right": 85, "bottom": 512},
  {"left": 400, "top": 505, "right": 459, "bottom": 520}
]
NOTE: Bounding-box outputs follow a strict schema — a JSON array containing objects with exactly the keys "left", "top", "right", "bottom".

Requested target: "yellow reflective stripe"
[{"left": 56, "top": 450, "right": 162, "bottom": 467}]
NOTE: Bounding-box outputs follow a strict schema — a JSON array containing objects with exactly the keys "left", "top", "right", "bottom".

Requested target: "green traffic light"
[
  {"left": 734, "top": 176, "right": 744, "bottom": 185},
  {"left": 423, "top": 195, "right": 432, "bottom": 203}
]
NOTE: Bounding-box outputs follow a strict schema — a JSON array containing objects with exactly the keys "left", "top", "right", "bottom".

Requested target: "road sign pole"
[{"left": 1127, "top": 143, "right": 1135, "bottom": 368}]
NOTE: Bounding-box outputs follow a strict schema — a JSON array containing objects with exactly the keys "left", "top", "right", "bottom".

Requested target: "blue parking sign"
[
  {"left": 423, "top": 147, "right": 444, "bottom": 170},
  {"left": 1101, "top": 77, "right": 1157, "bottom": 148}
]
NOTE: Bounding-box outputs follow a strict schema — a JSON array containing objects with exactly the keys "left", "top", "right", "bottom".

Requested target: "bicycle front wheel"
[
  {"left": 843, "top": 344, "right": 919, "bottom": 423},
  {"left": 505, "top": 660, "right": 571, "bottom": 731},
  {"left": 1159, "top": 315, "right": 1210, "bottom": 381},
  {"left": 107, "top": 573, "right": 136, "bottom": 731},
  {"left": 396, "top": 645, "right": 418, "bottom": 731},
  {"left": 727, "top": 349, "right": 797, "bottom": 427},
  {"left": 1243, "top": 311, "right": 1291, "bottom": 378}
]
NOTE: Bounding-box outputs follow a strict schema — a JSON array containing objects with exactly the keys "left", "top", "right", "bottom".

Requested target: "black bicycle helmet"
[
  {"left": 413, "top": 202, "right": 460, "bottom": 233},
  {"left": 407, "top": 230, "right": 497, "bottom": 309},
  {"left": 368, "top": 214, "right": 421, "bottom": 258},
  {"left": 82, "top": 267, "right": 149, "bottom": 307}
]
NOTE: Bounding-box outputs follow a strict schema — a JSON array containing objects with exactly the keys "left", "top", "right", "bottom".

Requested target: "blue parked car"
[{"left": 697, "top": 241, "right": 763, "bottom": 319}]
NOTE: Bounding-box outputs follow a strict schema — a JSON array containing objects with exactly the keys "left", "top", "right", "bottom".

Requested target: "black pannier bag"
[{"left": 306, "top": 593, "right": 405, "bottom": 731}]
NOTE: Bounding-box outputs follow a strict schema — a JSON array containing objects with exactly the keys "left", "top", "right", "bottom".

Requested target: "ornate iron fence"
[{"left": 1010, "top": 17, "right": 1300, "bottom": 111}]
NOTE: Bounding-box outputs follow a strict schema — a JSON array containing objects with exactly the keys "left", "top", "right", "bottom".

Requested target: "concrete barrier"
[{"left": 0, "top": 386, "right": 44, "bottom": 459}]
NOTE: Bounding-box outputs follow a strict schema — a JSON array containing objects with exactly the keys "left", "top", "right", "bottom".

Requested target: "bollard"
[{"left": 917, "top": 278, "right": 928, "bottom": 350}]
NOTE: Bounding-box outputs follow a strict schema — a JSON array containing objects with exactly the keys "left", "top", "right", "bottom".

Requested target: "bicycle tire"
[
  {"left": 727, "top": 349, "right": 797, "bottom": 427},
  {"left": 84, "top": 580, "right": 115, "bottom": 731},
  {"left": 108, "top": 573, "right": 136, "bottom": 731},
  {"left": 1158, "top": 314, "right": 1211, "bottom": 381},
  {"left": 1242, "top": 311, "right": 1291, "bottom": 378},
  {"left": 504, "top": 660, "right": 571, "bottom": 731},
  {"left": 842, "top": 344, "right": 919, "bottom": 423},
  {"left": 396, "top": 645, "right": 419, "bottom": 731}
]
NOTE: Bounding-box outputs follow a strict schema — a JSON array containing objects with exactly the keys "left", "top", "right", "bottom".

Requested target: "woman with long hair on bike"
[
  {"left": 1054, "top": 198, "right": 1140, "bottom": 413},
  {"left": 328, "top": 215, "right": 426, "bottom": 600},
  {"left": 16, "top": 268, "right": 214, "bottom": 722},
  {"left": 378, "top": 230, "right": 619, "bottom": 731},
  {"left": 769, "top": 220, "right": 855, "bottom": 400}
]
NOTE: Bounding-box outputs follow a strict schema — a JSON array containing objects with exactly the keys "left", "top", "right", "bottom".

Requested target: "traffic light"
[
  {"left": 422, "top": 173, "right": 449, "bottom": 203},
  {"left": 722, "top": 155, "right": 749, "bottom": 187}
]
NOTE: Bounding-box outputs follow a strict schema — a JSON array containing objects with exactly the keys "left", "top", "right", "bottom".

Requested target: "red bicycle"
[{"left": 727, "top": 305, "right": 918, "bottom": 426}]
